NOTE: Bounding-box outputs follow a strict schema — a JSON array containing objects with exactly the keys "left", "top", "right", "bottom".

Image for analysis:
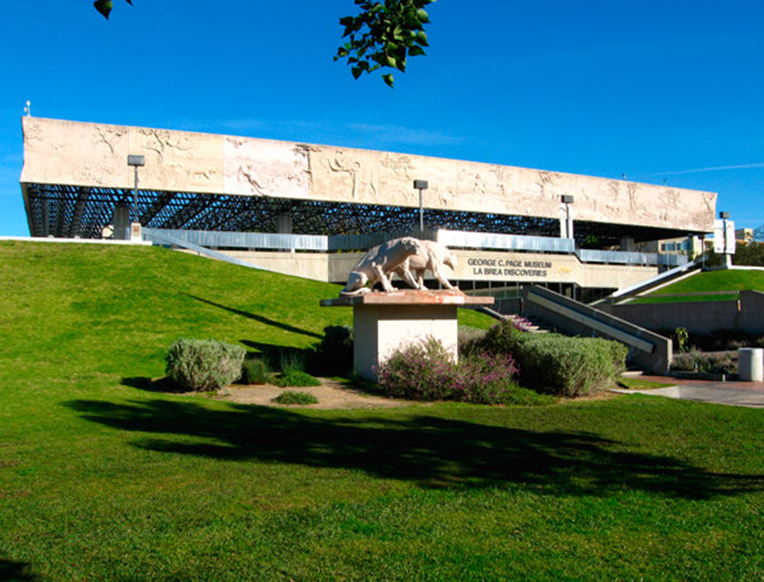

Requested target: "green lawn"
[
  {"left": 1, "top": 241, "right": 763, "bottom": 581},
  {"left": 616, "top": 377, "right": 675, "bottom": 390},
  {"left": 632, "top": 269, "right": 764, "bottom": 304}
]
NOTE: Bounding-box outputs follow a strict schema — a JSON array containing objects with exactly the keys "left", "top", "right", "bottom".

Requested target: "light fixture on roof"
[
  {"left": 127, "top": 155, "right": 146, "bottom": 241},
  {"left": 414, "top": 180, "right": 428, "bottom": 232},
  {"left": 560, "top": 195, "right": 575, "bottom": 240}
]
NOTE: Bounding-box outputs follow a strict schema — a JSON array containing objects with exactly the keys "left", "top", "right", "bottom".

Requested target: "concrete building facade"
[{"left": 20, "top": 117, "right": 718, "bottom": 297}]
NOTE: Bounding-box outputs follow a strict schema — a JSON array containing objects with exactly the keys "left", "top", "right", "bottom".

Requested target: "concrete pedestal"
[
  {"left": 130, "top": 221, "right": 142, "bottom": 242},
  {"left": 321, "top": 290, "right": 494, "bottom": 381}
]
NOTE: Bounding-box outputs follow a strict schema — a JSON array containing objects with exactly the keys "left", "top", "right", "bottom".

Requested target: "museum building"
[{"left": 20, "top": 117, "right": 718, "bottom": 300}]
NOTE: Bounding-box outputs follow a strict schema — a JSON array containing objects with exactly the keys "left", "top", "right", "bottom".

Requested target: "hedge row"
[{"left": 468, "top": 321, "right": 627, "bottom": 398}]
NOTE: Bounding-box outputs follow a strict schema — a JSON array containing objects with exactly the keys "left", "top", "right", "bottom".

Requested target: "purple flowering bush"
[
  {"left": 376, "top": 338, "right": 456, "bottom": 401},
  {"left": 376, "top": 337, "right": 552, "bottom": 405}
]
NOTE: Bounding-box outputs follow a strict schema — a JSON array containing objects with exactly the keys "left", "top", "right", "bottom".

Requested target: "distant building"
[
  {"left": 639, "top": 236, "right": 704, "bottom": 257},
  {"left": 736, "top": 228, "right": 754, "bottom": 243}
]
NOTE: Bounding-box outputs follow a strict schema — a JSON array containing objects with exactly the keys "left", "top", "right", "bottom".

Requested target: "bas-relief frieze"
[
  {"left": 309, "top": 146, "right": 564, "bottom": 217},
  {"left": 310, "top": 146, "right": 419, "bottom": 205},
  {"left": 22, "top": 118, "right": 132, "bottom": 187},
  {"left": 22, "top": 117, "right": 717, "bottom": 232},
  {"left": 557, "top": 177, "right": 715, "bottom": 231},
  {"left": 129, "top": 127, "right": 223, "bottom": 194},
  {"left": 307, "top": 146, "right": 716, "bottom": 231},
  {"left": 223, "top": 136, "right": 311, "bottom": 199}
]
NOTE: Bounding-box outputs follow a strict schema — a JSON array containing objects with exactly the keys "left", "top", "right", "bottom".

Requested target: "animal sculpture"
[
  {"left": 392, "top": 240, "right": 459, "bottom": 290},
  {"left": 340, "top": 237, "right": 423, "bottom": 296}
]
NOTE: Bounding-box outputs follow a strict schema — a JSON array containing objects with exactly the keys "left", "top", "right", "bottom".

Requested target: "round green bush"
[
  {"left": 165, "top": 338, "right": 245, "bottom": 392},
  {"left": 473, "top": 320, "right": 628, "bottom": 398}
]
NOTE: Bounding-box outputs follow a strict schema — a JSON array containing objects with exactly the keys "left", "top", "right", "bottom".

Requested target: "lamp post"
[
  {"left": 127, "top": 154, "right": 145, "bottom": 241},
  {"left": 560, "top": 195, "right": 574, "bottom": 240},
  {"left": 414, "top": 179, "right": 428, "bottom": 232}
]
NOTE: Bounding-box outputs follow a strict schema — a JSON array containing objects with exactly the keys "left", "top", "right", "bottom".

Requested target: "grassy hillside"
[
  {"left": 0, "top": 241, "right": 491, "bottom": 379},
  {"left": 0, "top": 242, "right": 353, "bottom": 382},
  {"left": 633, "top": 268, "right": 764, "bottom": 303},
  {"left": 1, "top": 241, "right": 763, "bottom": 581}
]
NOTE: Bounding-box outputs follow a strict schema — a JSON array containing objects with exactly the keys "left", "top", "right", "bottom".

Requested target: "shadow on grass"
[
  {"left": 64, "top": 398, "right": 764, "bottom": 499},
  {"left": 0, "top": 557, "right": 39, "bottom": 581},
  {"left": 122, "top": 376, "right": 185, "bottom": 393},
  {"left": 241, "top": 340, "right": 356, "bottom": 381},
  {"left": 187, "top": 295, "right": 322, "bottom": 339},
  {"left": 240, "top": 340, "right": 307, "bottom": 365}
]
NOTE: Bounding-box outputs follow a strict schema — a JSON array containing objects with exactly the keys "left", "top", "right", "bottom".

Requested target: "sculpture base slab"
[{"left": 321, "top": 290, "right": 494, "bottom": 382}]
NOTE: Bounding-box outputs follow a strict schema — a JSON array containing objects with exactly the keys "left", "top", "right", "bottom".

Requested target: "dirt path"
[{"left": 215, "top": 378, "right": 414, "bottom": 409}]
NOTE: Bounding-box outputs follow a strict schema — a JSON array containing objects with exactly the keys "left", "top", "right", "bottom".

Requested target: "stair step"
[{"left": 507, "top": 314, "right": 551, "bottom": 334}]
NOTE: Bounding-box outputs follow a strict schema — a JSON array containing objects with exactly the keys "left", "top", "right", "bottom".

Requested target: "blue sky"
[{"left": 1, "top": 0, "right": 763, "bottom": 236}]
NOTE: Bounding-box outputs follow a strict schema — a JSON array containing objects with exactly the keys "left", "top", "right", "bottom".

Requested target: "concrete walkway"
[{"left": 613, "top": 375, "right": 764, "bottom": 408}]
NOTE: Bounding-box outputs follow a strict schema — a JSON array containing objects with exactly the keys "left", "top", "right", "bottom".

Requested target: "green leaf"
[
  {"left": 93, "top": 0, "right": 113, "bottom": 19},
  {"left": 337, "top": 0, "right": 432, "bottom": 86}
]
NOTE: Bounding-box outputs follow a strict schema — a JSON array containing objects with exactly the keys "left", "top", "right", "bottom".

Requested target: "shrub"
[
  {"left": 516, "top": 335, "right": 626, "bottom": 397},
  {"left": 671, "top": 348, "right": 702, "bottom": 372},
  {"left": 474, "top": 317, "right": 526, "bottom": 355},
  {"left": 165, "top": 338, "right": 246, "bottom": 392},
  {"left": 376, "top": 338, "right": 458, "bottom": 401},
  {"left": 376, "top": 337, "right": 550, "bottom": 405},
  {"left": 279, "top": 351, "right": 306, "bottom": 374},
  {"left": 273, "top": 369, "right": 322, "bottom": 387},
  {"left": 474, "top": 320, "right": 628, "bottom": 398},
  {"left": 310, "top": 325, "right": 354, "bottom": 376},
  {"left": 271, "top": 351, "right": 322, "bottom": 387},
  {"left": 455, "top": 351, "right": 553, "bottom": 405},
  {"left": 272, "top": 390, "right": 319, "bottom": 405},
  {"left": 706, "top": 352, "right": 737, "bottom": 374},
  {"left": 671, "top": 349, "right": 737, "bottom": 374},
  {"left": 241, "top": 358, "right": 269, "bottom": 385},
  {"left": 457, "top": 326, "right": 487, "bottom": 355}
]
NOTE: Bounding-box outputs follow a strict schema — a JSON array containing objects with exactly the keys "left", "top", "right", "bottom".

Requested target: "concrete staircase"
[
  {"left": 505, "top": 313, "right": 551, "bottom": 333},
  {"left": 520, "top": 286, "right": 672, "bottom": 374}
]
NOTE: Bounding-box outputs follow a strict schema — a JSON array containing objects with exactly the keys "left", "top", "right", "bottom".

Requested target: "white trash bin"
[{"left": 738, "top": 348, "right": 763, "bottom": 382}]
